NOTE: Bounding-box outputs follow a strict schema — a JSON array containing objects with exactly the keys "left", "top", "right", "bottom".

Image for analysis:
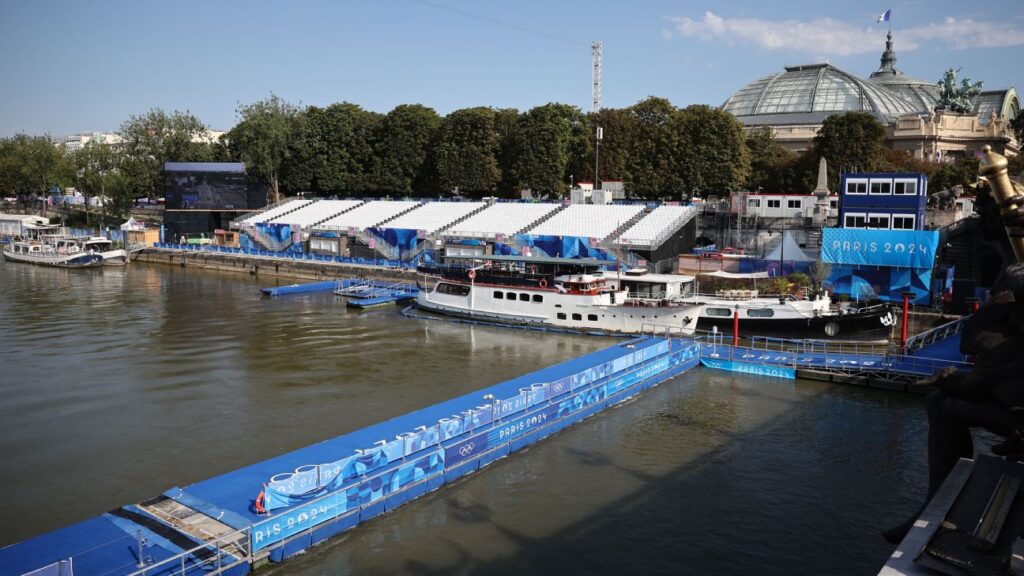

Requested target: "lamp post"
[{"left": 594, "top": 126, "right": 603, "bottom": 191}]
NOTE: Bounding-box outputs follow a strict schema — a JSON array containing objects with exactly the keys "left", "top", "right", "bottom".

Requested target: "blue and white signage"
[
  {"left": 700, "top": 357, "right": 796, "bottom": 379},
  {"left": 821, "top": 228, "right": 938, "bottom": 269}
]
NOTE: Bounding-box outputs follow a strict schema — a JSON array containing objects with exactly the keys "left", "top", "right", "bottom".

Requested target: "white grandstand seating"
[
  {"left": 527, "top": 204, "right": 645, "bottom": 240},
  {"left": 268, "top": 200, "right": 363, "bottom": 227},
  {"left": 383, "top": 201, "right": 486, "bottom": 233},
  {"left": 240, "top": 199, "right": 313, "bottom": 225},
  {"left": 447, "top": 203, "right": 562, "bottom": 238},
  {"left": 318, "top": 200, "right": 422, "bottom": 229},
  {"left": 618, "top": 205, "right": 699, "bottom": 247}
]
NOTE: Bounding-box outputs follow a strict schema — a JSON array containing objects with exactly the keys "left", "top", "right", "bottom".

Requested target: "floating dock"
[{"left": 2, "top": 336, "right": 700, "bottom": 576}]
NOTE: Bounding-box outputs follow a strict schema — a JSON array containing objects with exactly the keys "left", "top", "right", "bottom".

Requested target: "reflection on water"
[{"left": 0, "top": 262, "right": 927, "bottom": 574}]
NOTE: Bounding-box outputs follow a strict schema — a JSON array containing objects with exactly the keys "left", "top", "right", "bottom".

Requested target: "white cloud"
[
  {"left": 669, "top": 11, "right": 1024, "bottom": 55},
  {"left": 661, "top": 28, "right": 673, "bottom": 40}
]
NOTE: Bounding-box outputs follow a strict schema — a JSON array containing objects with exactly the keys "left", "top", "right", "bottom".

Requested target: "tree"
[
  {"left": 930, "top": 157, "right": 981, "bottom": 193},
  {"left": 1011, "top": 114, "right": 1024, "bottom": 147},
  {"left": 745, "top": 126, "right": 795, "bottom": 192},
  {"left": 227, "top": 95, "right": 301, "bottom": 202},
  {"left": 433, "top": 107, "right": 502, "bottom": 196},
  {"left": 812, "top": 111, "right": 887, "bottom": 190},
  {"left": 69, "top": 141, "right": 124, "bottom": 224},
  {"left": 369, "top": 104, "right": 441, "bottom": 195},
  {"left": 672, "top": 105, "right": 750, "bottom": 197},
  {"left": 119, "top": 109, "right": 208, "bottom": 199},
  {"left": 0, "top": 134, "right": 69, "bottom": 201},
  {"left": 298, "top": 103, "right": 381, "bottom": 196},
  {"left": 625, "top": 97, "right": 683, "bottom": 197},
  {"left": 505, "top": 103, "right": 585, "bottom": 198}
]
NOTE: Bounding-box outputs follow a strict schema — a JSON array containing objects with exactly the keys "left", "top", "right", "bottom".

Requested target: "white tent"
[
  {"left": 765, "top": 231, "right": 814, "bottom": 262},
  {"left": 120, "top": 217, "right": 145, "bottom": 231}
]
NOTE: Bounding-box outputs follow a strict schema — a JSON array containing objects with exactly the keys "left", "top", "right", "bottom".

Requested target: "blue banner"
[
  {"left": 821, "top": 228, "right": 938, "bottom": 269},
  {"left": 700, "top": 358, "right": 796, "bottom": 379}
]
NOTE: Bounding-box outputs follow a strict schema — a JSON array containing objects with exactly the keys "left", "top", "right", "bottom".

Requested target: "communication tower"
[{"left": 592, "top": 41, "right": 603, "bottom": 112}]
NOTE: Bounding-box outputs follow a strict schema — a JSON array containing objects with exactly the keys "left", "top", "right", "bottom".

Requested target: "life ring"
[
  {"left": 70, "top": 246, "right": 80, "bottom": 253},
  {"left": 468, "top": 269, "right": 476, "bottom": 280},
  {"left": 539, "top": 278, "right": 548, "bottom": 288}
]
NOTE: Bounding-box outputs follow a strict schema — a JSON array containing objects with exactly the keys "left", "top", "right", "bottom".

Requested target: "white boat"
[
  {"left": 677, "top": 271, "right": 897, "bottom": 340},
  {"left": 416, "top": 255, "right": 702, "bottom": 336},
  {"left": 75, "top": 236, "right": 128, "bottom": 265},
  {"left": 2, "top": 239, "right": 103, "bottom": 268}
]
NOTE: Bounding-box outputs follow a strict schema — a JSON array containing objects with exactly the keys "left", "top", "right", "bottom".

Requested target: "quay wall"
[{"left": 134, "top": 248, "right": 416, "bottom": 284}]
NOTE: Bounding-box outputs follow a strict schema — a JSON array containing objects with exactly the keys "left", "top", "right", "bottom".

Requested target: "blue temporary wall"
[
  {"left": 825, "top": 265, "right": 933, "bottom": 305},
  {"left": 821, "top": 228, "right": 938, "bottom": 269}
]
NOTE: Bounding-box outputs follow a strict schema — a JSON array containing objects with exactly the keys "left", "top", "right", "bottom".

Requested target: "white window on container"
[
  {"left": 893, "top": 180, "right": 917, "bottom": 195},
  {"left": 867, "top": 213, "right": 891, "bottom": 229},
  {"left": 767, "top": 199, "right": 781, "bottom": 208},
  {"left": 892, "top": 215, "right": 916, "bottom": 230},
  {"left": 748, "top": 198, "right": 761, "bottom": 208},
  {"left": 870, "top": 180, "right": 892, "bottom": 195},
  {"left": 845, "top": 180, "right": 868, "bottom": 195},
  {"left": 844, "top": 213, "right": 866, "bottom": 228},
  {"left": 787, "top": 199, "right": 801, "bottom": 208}
]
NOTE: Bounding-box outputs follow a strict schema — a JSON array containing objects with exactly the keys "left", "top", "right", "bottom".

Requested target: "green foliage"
[
  {"left": 625, "top": 97, "right": 683, "bottom": 198},
  {"left": 434, "top": 107, "right": 503, "bottom": 196},
  {"left": 672, "top": 105, "right": 750, "bottom": 197},
  {"left": 297, "top": 103, "right": 381, "bottom": 196},
  {"left": 369, "top": 104, "right": 441, "bottom": 195},
  {"left": 744, "top": 126, "right": 795, "bottom": 192},
  {"left": 812, "top": 111, "right": 887, "bottom": 190},
  {"left": 119, "top": 108, "right": 208, "bottom": 198},
  {"left": 505, "top": 103, "right": 585, "bottom": 198},
  {"left": 68, "top": 141, "right": 131, "bottom": 221},
  {"left": 930, "top": 157, "right": 981, "bottom": 192},
  {"left": 0, "top": 134, "right": 69, "bottom": 197},
  {"left": 1011, "top": 115, "right": 1024, "bottom": 147},
  {"left": 580, "top": 108, "right": 632, "bottom": 194},
  {"left": 227, "top": 94, "right": 301, "bottom": 201}
]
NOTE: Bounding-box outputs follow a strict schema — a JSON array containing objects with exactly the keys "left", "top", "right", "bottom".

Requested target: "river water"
[{"left": 0, "top": 261, "right": 929, "bottom": 575}]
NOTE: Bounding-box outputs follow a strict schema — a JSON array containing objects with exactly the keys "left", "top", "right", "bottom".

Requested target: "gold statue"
[{"left": 979, "top": 145, "right": 1024, "bottom": 262}]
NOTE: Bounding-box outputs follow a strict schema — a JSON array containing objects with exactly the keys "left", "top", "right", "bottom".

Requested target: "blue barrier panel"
[{"left": 700, "top": 357, "right": 796, "bottom": 379}]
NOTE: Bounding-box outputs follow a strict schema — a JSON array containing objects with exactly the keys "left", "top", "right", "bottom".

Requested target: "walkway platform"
[{"left": 2, "top": 336, "right": 700, "bottom": 576}]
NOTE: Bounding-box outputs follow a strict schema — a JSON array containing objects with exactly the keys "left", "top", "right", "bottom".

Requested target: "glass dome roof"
[{"left": 722, "top": 63, "right": 926, "bottom": 122}]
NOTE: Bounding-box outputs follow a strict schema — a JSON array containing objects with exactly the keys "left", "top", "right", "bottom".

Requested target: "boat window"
[
  {"left": 705, "top": 307, "right": 733, "bottom": 317},
  {"left": 557, "top": 312, "right": 566, "bottom": 320},
  {"left": 532, "top": 294, "right": 543, "bottom": 303},
  {"left": 506, "top": 292, "right": 516, "bottom": 300},
  {"left": 493, "top": 291, "right": 504, "bottom": 299},
  {"left": 572, "top": 313, "right": 582, "bottom": 321},
  {"left": 747, "top": 309, "right": 774, "bottom": 318},
  {"left": 436, "top": 283, "right": 471, "bottom": 296},
  {"left": 519, "top": 293, "right": 529, "bottom": 302},
  {"left": 588, "top": 314, "right": 598, "bottom": 321}
]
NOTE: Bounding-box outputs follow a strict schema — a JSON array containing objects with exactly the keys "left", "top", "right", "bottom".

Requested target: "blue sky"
[{"left": 1, "top": 0, "right": 1021, "bottom": 137}]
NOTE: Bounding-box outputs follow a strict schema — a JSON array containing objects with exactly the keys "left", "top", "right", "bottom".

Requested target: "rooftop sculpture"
[{"left": 936, "top": 68, "right": 984, "bottom": 114}]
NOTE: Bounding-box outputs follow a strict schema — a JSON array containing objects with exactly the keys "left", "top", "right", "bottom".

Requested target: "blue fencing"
[{"left": 153, "top": 243, "right": 416, "bottom": 269}]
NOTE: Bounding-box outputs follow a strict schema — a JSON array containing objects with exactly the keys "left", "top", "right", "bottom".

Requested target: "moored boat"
[
  {"left": 416, "top": 255, "right": 702, "bottom": 336},
  {"left": 1, "top": 239, "right": 104, "bottom": 268},
  {"left": 679, "top": 270, "right": 897, "bottom": 340}
]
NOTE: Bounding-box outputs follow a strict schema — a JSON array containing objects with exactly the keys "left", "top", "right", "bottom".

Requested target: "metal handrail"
[{"left": 127, "top": 526, "right": 251, "bottom": 576}]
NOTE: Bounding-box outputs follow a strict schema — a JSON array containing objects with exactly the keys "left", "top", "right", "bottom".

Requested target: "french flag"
[{"left": 876, "top": 9, "right": 891, "bottom": 23}]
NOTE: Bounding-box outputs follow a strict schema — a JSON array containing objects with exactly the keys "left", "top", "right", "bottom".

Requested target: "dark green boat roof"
[{"left": 443, "top": 254, "right": 610, "bottom": 267}]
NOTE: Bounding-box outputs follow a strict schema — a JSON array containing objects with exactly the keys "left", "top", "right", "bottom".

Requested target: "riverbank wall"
[{"left": 135, "top": 247, "right": 416, "bottom": 284}]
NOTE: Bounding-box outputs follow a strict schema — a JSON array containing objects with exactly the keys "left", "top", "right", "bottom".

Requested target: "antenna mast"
[{"left": 591, "top": 41, "right": 603, "bottom": 113}]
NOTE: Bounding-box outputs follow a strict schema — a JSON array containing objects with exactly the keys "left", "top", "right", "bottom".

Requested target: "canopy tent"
[
  {"left": 120, "top": 217, "right": 145, "bottom": 231},
  {"left": 698, "top": 270, "right": 770, "bottom": 279},
  {"left": 765, "top": 231, "right": 814, "bottom": 262}
]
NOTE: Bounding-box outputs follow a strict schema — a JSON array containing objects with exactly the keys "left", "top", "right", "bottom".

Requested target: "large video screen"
[{"left": 165, "top": 169, "right": 252, "bottom": 210}]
